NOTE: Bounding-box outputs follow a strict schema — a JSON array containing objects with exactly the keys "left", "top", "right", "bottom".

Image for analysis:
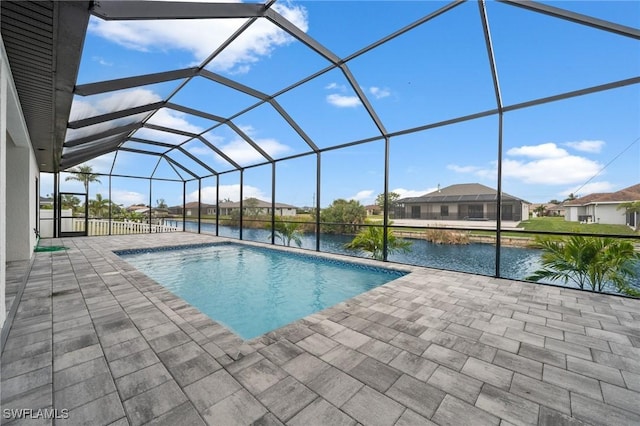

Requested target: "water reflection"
[{"left": 166, "top": 220, "right": 639, "bottom": 294}]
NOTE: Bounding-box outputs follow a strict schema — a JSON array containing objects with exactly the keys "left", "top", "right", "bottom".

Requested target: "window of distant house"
[{"left": 441, "top": 205, "right": 449, "bottom": 217}]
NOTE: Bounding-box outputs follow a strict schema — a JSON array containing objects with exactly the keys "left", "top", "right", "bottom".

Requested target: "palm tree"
[
  {"left": 89, "top": 193, "right": 110, "bottom": 218},
  {"left": 60, "top": 194, "right": 81, "bottom": 212},
  {"left": 345, "top": 222, "right": 412, "bottom": 260},
  {"left": 65, "top": 165, "right": 101, "bottom": 194},
  {"left": 527, "top": 235, "right": 640, "bottom": 296},
  {"left": 533, "top": 205, "right": 547, "bottom": 217},
  {"left": 269, "top": 218, "right": 303, "bottom": 247}
]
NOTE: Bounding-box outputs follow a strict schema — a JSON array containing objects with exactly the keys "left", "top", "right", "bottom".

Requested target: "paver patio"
[{"left": 2, "top": 233, "right": 640, "bottom": 425}]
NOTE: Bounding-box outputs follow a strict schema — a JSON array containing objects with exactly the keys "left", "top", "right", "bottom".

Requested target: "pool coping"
[
  {"left": 108, "top": 236, "right": 418, "bottom": 351},
  {"left": 113, "top": 239, "right": 412, "bottom": 341}
]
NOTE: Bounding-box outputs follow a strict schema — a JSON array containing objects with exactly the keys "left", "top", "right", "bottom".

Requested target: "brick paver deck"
[{"left": 2, "top": 233, "right": 640, "bottom": 425}]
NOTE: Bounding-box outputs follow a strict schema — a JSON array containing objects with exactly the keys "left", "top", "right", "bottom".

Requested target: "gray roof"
[
  {"left": 398, "top": 183, "right": 529, "bottom": 204},
  {"left": 219, "top": 199, "right": 297, "bottom": 209}
]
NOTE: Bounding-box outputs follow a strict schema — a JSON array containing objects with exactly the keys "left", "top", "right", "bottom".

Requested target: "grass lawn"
[
  {"left": 176, "top": 214, "right": 637, "bottom": 237},
  {"left": 518, "top": 217, "right": 637, "bottom": 236}
]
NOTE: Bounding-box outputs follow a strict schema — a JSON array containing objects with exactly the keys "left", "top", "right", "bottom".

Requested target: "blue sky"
[{"left": 46, "top": 0, "right": 639, "bottom": 208}]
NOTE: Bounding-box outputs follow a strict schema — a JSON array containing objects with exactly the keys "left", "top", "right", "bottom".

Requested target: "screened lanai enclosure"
[{"left": 8, "top": 1, "right": 639, "bottom": 293}]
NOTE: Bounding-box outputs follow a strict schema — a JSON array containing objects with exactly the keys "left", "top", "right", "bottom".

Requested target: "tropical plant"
[
  {"left": 320, "top": 199, "right": 367, "bottom": 234},
  {"left": 65, "top": 165, "right": 101, "bottom": 193},
  {"left": 533, "top": 205, "right": 547, "bottom": 217},
  {"left": 345, "top": 222, "right": 412, "bottom": 260},
  {"left": 375, "top": 191, "right": 401, "bottom": 210},
  {"left": 526, "top": 235, "right": 640, "bottom": 296},
  {"left": 89, "top": 193, "right": 111, "bottom": 218},
  {"left": 424, "top": 229, "right": 470, "bottom": 245},
  {"left": 227, "top": 209, "right": 241, "bottom": 226},
  {"left": 124, "top": 210, "right": 144, "bottom": 222},
  {"left": 269, "top": 218, "right": 303, "bottom": 247},
  {"left": 617, "top": 201, "right": 640, "bottom": 231},
  {"left": 244, "top": 197, "right": 261, "bottom": 218},
  {"left": 60, "top": 194, "right": 81, "bottom": 212},
  {"left": 156, "top": 198, "right": 168, "bottom": 209}
]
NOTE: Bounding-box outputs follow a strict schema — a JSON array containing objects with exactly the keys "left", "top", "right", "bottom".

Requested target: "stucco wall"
[
  {"left": 1, "top": 33, "right": 39, "bottom": 335},
  {"left": 6, "top": 137, "right": 38, "bottom": 261},
  {"left": 592, "top": 204, "right": 626, "bottom": 226},
  {"left": 1, "top": 38, "right": 7, "bottom": 331},
  {"left": 565, "top": 204, "right": 626, "bottom": 225}
]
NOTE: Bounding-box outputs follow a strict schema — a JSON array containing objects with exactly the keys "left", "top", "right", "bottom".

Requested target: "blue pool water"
[{"left": 117, "top": 243, "right": 406, "bottom": 339}]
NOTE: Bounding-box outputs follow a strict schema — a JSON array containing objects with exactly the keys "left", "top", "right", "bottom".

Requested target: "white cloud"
[
  {"left": 88, "top": 2, "right": 308, "bottom": 74},
  {"left": 92, "top": 56, "right": 113, "bottom": 66},
  {"left": 502, "top": 156, "right": 601, "bottom": 185},
  {"left": 506, "top": 143, "right": 567, "bottom": 159},
  {"left": 325, "top": 82, "right": 345, "bottom": 91},
  {"left": 111, "top": 189, "right": 146, "bottom": 206},
  {"left": 369, "top": 86, "right": 390, "bottom": 99},
  {"left": 80, "top": 153, "right": 116, "bottom": 173},
  {"left": 70, "top": 89, "right": 162, "bottom": 121},
  {"left": 211, "top": 138, "right": 289, "bottom": 165},
  {"left": 114, "top": 105, "right": 205, "bottom": 145},
  {"left": 188, "top": 146, "right": 213, "bottom": 157},
  {"left": 66, "top": 89, "right": 164, "bottom": 142},
  {"left": 194, "top": 129, "right": 290, "bottom": 166},
  {"left": 134, "top": 127, "right": 186, "bottom": 145},
  {"left": 447, "top": 164, "right": 481, "bottom": 173},
  {"left": 186, "top": 184, "right": 265, "bottom": 203},
  {"left": 326, "top": 94, "right": 361, "bottom": 108},
  {"left": 565, "top": 140, "right": 605, "bottom": 153},
  {"left": 146, "top": 108, "right": 203, "bottom": 135},
  {"left": 348, "top": 190, "right": 374, "bottom": 204},
  {"left": 450, "top": 142, "right": 604, "bottom": 186},
  {"left": 70, "top": 93, "right": 205, "bottom": 145},
  {"left": 393, "top": 187, "right": 438, "bottom": 199},
  {"left": 559, "top": 181, "right": 615, "bottom": 198},
  {"left": 253, "top": 138, "right": 291, "bottom": 158}
]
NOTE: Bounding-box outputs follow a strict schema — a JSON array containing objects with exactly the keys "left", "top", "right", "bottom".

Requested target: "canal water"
[{"left": 166, "top": 220, "right": 639, "bottom": 295}]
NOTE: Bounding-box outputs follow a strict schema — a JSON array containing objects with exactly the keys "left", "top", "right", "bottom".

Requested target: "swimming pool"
[{"left": 116, "top": 242, "right": 407, "bottom": 339}]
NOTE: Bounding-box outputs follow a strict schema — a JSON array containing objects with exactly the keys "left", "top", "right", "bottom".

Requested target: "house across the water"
[
  {"left": 564, "top": 183, "right": 640, "bottom": 227},
  {"left": 394, "top": 183, "right": 530, "bottom": 222},
  {"left": 169, "top": 199, "right": 297, "bottom": 217}
]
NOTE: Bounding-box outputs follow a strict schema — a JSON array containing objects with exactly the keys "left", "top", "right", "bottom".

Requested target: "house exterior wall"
[
  {"left": 6, "top": 137, "right": 38, "bottom": 261},
  {"left": 277, "top": 208, "right": 297, "bottom": 216},
  {"left": 592, "top": 204, "right": 626, "bottom": 225},
  {"left": 565, "top": 204, "right": 625, "bottom": 225},
  {"left": 565, "top": 206, "right": 584, "bottom": 222},
  {"left": 397, "top": 201, "right": 525, "bottom": 221},
  {"left": 1, "top": 41, "right": 7, "bottom": 332},
  {"left": 1, "top": 36, "right": 39, "bottom": 334}
]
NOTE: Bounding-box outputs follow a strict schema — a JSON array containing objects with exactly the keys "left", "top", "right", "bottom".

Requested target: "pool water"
[{"left": 117, "top": 243, "right": 406, "bottom": 339}]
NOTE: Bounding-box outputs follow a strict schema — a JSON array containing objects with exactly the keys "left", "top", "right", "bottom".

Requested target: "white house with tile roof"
[{"left": 564, "top": 184, "right": 640, "bottom": 227}]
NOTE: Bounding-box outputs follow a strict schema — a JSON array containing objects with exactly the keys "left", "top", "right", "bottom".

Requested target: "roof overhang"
[{"left": 0, "top": 1, "right": 91, "bottom": 172}]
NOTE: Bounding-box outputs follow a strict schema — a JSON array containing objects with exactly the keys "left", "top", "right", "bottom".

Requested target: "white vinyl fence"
[{"left": 74, "top": 219, "right": 180, "bottom": 236}]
